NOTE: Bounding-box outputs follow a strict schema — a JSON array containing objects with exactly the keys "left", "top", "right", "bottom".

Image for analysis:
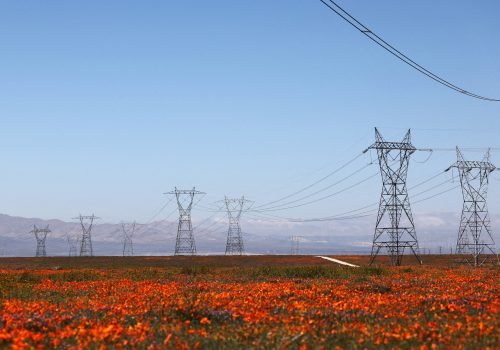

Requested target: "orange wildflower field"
[{"left": 0, "top": 256, "right": 498, "bottom": 349}]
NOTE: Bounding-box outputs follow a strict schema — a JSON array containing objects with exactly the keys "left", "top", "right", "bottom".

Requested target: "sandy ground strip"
[{"left": 316, "top": 256, "right": 360, "bottom": 267}]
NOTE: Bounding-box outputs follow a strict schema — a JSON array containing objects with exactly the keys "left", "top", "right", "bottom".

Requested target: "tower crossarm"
[
  {"left": 72, "top": 215, "right": 101, "bottom": 220},
  {"left": 164, "top": 189, "right": 206, "bottom": 195},
  {"left": 446, "top": 161, "right": 497, "bottom": 172},
  {"left": 364, "top": 141, "right": 417, "bottom": 153}
]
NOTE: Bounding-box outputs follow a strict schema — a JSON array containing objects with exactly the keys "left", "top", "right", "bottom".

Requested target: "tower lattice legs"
[
  {"left": 364, "top": 128, "right": 422, "bottom": 266},
  {"left": 446, "top": 148, "right": 499, "bottom": 266}
]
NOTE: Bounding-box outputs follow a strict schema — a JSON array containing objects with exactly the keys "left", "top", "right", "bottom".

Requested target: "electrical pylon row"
[
  {"left": 24, "top": 128, "right": 499, "bottom": 265},
  {"left": 165, "top": 188, "right": 253, "bottom": 256},
  {"left": 365, "top": 128, "right": 498, "bottom": 266}
]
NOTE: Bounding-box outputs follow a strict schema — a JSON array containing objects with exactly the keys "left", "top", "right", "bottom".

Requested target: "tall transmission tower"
[
  {"left": 364, "top": 128, "right": 423, "bottom": 266},
  {"left": 445, "top": 147, "right": 499, "bottom": 266},
  {"left": 290, "top": 235, "right": 301, "bottom": 255},
  {"left": 73, "top": 214, "right": 100, "bottom": 257},
  {"left": 216, "top": 196, "right": 253, "bottom": 255},
  {"left": 30, "top": 225, "right": 50, "bottom": 257},
  {"left": 165, "top": 187, "right": 205, "bottom": 255},
  {"left": 121, "top": 221, "right": 135, "bottom": 256}
]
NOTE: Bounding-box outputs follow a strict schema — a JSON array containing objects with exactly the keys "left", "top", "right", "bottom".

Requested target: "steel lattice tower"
[
  {"left": 219, "top": 196, "right": 253, "bottom": 255},
  {"left": 73, "top": 214, "right": 100, "bottom": 256},
  {"left": 364, "top": 128, "right": 422, "bottom": 266},
  {"left": 67, "top": 234, "right": 78, "bottom": 257},
  {"left": 30, "top": 225, "right": 50, "bottom": 257},
  {"left": 445, "top": 147, "right": 499, "bottom": 266},
  {"left": 121, "top": 221, "right": 135, "bottom": 256},
  {"left": 290, "top": 235, "right": 301, "bottom": 255},
  {"left": 166, "top": 187, "right": 205, "bottom": 255}
]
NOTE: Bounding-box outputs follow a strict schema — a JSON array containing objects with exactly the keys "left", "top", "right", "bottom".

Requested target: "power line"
[
  {"left": 251, "top": 165, "right": 449, "bottom": 219},
  {"left": 256, "top": 161, "right": 373, "bottom": 211},
  {"left": 289, "top": 172, "right": 452, "bottom": 222},
  {"left": 143, "top": 197, "right": 174, "bottom": 224},
  {"left": 408, "top": 171, "right": 446, "bottom": 191},
  {"left": 320, "top": 0, "right": 500, "bottom": 102},
  {"left": 254, "top": 147, "right": 446, "bottom": 214},
  {"left": 430, "top": 147, "right": 500, "bottom": 152},
  {"left": 250, "top": 162, "right": 453, "bottom": 224},
  {"left": 132, "top": 198, "right": 176, "bottom": 237},
  {"left": 254, "top": 157, "right": 406, "bottom": 214},
  {"left": 195, "top": 220, "right": 227, "bottom": 237},
  {"left": 254, "top": 169, "right": 379, "bottom": 212},
  {"left": 412, "top": 184, "right": 460, "bottom": 206},
  {"left": 411, "top": 178, "right": 454, "bottom": 200},
  {"left": 290, "top": 211, "right": 377, "bottom": 223},
  {"left": 254, "top": 153, "right": 365, "bottom": 209},
  {"left": 251, "top": 130, "right": 374, "bottom": 200},
  {"left": 220, "top": 175, "right": 454, "bottom": 224},
  {"left": 192, "top": 212, "right": 220, "bottom": 231}
]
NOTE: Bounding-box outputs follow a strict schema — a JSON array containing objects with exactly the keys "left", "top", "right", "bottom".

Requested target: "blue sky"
[{"left": 1, "top": 0, "right": 499, "bottom": 224}]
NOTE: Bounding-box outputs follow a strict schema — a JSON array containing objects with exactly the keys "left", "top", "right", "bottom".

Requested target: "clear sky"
[{"left": 1, "top": 0, "right": 499, "bottom": 224}]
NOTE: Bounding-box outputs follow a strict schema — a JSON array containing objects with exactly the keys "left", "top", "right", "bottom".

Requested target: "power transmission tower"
[
  {"left": 216, "top": 196, "right": 253, "bottom": 255},
  {"left": 73, "top": 214, "right": 100, "bottom": 256},
  {"left": 66, "top": 234, "right": 78, "bottom": 257},
  {"left": 122, "top": 221, "right": 135, "bottom": 256},
  {"left": 30, "top": 225, "right": 50, "bottom": 257},
  {"left": 165, "top": 187, "right": 205, "bottom": 255},
  {"left": 445, "top": 147, "right": 499, "bottom": 266},
  {"left": 290, "top": 235, "right": 301, "bottom": 255},
  {"left": 364, "top": 128, "right": 423, "bottom": 266}
]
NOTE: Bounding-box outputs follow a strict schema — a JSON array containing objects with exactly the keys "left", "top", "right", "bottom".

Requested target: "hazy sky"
[{"left": 1, "top": 0, "right": 499, "bottom": 224}]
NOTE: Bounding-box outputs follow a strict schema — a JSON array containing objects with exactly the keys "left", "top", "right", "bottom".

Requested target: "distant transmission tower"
[
  {"left": 290, "top": 235, "right": 301, "bottom": 255},
  {"left": 218, "top": 196, "right": 253, "bottom": 255},
  {"left": 364, "top": 128, "right": 423, "bottom": 266},
  {"left": 121, "top": 221, "right": 135, "bottom": 256},
  {"left": 445, "top": 147, "right": 499, "bottom": 266},
  {"left": 30, "top": 225, "right": 50, "bottom": 257},
  {"left": 166, "top": 187, "right": 205, "bottom": 255},
  {"left": 67, "top": 234, "right": 78, "bottom": 257},
  {"left": 73, "top": 214, "right": 100, "bottom": 256}
]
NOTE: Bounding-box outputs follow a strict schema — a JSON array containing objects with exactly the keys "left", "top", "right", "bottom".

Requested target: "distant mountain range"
[{"left": 0, "top": 212, "right": 498, "bottom": 257}]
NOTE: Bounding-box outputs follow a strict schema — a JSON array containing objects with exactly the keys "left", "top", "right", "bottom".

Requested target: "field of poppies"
[{"left": 0, "top": 256, "right": 498, "bottom": 349}]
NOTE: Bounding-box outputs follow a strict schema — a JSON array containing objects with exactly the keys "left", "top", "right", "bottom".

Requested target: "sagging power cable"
[{"left": 320, "top": 0, "right": 500, "bottom": 101}]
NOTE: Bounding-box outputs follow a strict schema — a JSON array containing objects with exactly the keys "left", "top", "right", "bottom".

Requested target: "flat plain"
[{"left": 0, "top": 255, "right": 498, "bottom": 349}]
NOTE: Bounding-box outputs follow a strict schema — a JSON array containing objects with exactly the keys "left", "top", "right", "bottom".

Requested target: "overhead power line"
[
  {"left": 249, "top": 168, "right": 453, "bottom": 223},
  {"left": 320, "top": 0, "right": 500, "bottom": 102},
  {"left": 429, "top": 147, "right": 500, "bottom": 152},
  {"left": 254, "top": 169, "right": 379, "bottom": 212},
  {"left": 256, "top": 161, "right": 372, "bottom": 211},
  {"left": 254, "top": 153, "right": 365, "bottom": 209},
  {"left": 412, "top": 184, "right": 460, "bottom": 206},
  {"left": 254, "top": 157, "right": 446, "bottom": 215}
]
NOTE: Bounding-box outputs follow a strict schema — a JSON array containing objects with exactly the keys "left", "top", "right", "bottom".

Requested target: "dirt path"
[{"left": 316, "top": 256, "right": 359, "bottom": 267}]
